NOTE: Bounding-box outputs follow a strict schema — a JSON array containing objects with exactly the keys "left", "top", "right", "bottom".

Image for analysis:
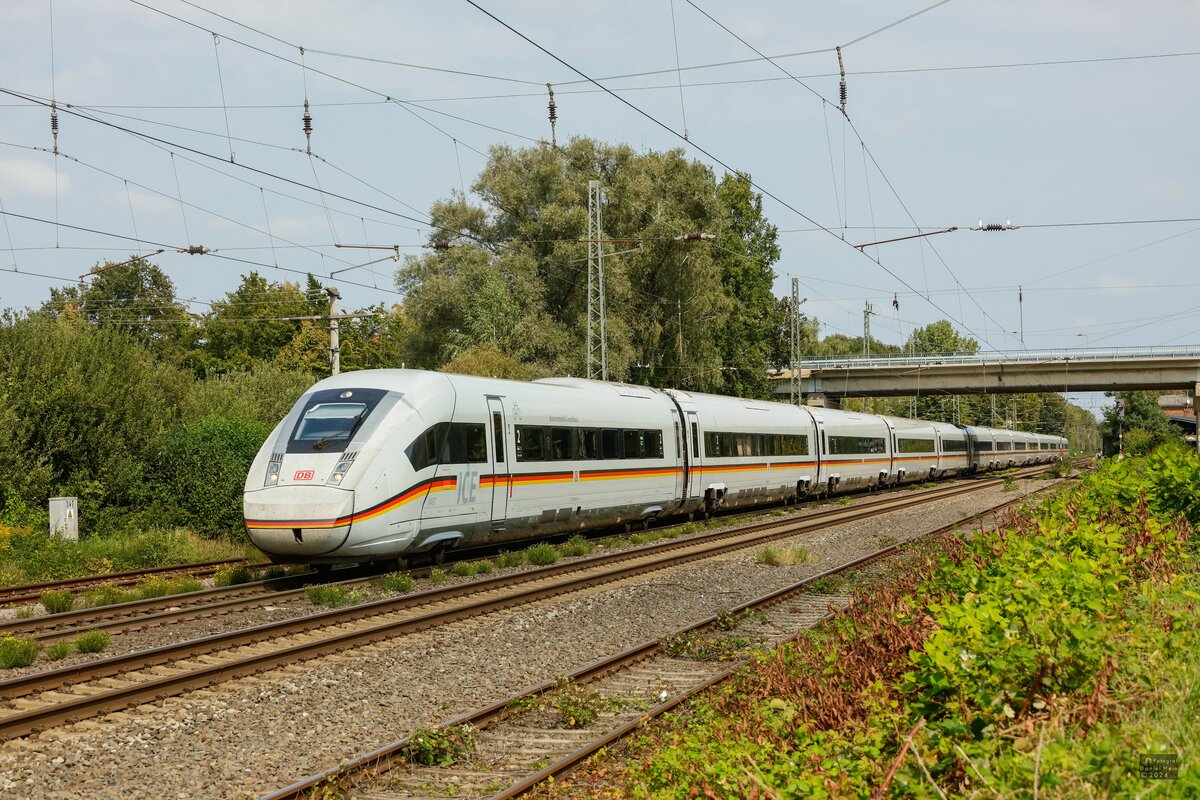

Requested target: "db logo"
[{"left": 293, "top": 470, "right": 315, "bottom": 481}]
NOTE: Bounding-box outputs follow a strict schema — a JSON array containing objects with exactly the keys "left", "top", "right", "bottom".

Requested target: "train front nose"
[{"left": 244, "top": 485, "right": 356, "bottom": 557}]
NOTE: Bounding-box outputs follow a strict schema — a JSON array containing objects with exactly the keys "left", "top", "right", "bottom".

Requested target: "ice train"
[{"left": 243, "top": 370, "right": 1065, "bottom": 564}]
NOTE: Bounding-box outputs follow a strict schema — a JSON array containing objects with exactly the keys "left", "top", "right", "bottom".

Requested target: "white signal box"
[{"left": 49, "top": 497, "right": 79, "bottom": 541}]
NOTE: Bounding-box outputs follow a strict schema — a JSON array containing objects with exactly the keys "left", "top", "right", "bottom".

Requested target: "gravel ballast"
[{"left": 0, "top": 478, "right": 1058, "bottom": 799}]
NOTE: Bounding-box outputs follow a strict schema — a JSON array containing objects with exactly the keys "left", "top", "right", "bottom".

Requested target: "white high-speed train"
[{"left": 243, "top": 370, "right": 1065, "bottom": 565}]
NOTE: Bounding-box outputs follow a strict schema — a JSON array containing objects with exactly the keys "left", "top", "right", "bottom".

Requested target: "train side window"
[
  {"left": 491, "top": 413, "right": 505, "bottom": 463},
  {"left": 691, "top": 422, "right": 699, "bottom": 458},
  {"left": 405, "top": 423, "right": 445, "bottom": 471},
  {"left": 644, "top": 430, "right": 664, "bottom": 458},
  {"left": 550, "top": 427, "right": 572, "bottom": 460},
  {"left": 459, "top": 423, "right": 488, "bottom": 464},
  {"left": 674, "top": 422, "right": 681, "bottom": 458},
  {"left": 601, "top": 428, "right": 621, "bottom": 459},
  {"left": 704, "top": 431, "right": 718, "bottom": 457},
  {"left": 516, "top": 425, "right": 546, "bottom": 462},
  {"left": 578, "top": 428, "right": 599, "bottom": 459},
  {"left": 623, "top": 429, "right": 642, "bottom": 459}
]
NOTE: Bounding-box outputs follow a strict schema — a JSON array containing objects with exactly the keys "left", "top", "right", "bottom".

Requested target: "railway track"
[
  {"left": 266, "top": 485, "right": 1053, "bottom": 800},
  {"left": 1, "top": 470, "right": 1032, "bottom": 644},
  {"left": 0, "top": 467, "right": 1050, "bottom": 743},
  {"left": 0, "top": 559, "right": 257, "bottom": 606}
]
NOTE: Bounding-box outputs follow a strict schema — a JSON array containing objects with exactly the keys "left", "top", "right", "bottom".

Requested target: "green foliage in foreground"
[
  {"left": 0, "top": 521, "right": 248, "bottom": 588},
  {"left": 618, "top": 444, "right": 1200, "bottom": 798},
  {"left": 525, "top": 543, "right": 559, "bottom": 566},
  {"left": 40, "top": 589, "right": 75, "bottom": 614},
  {"left": 0, "top": 636, "right": 40, "bottom": 669},
  {"left": 72, "top": 630, "right": 112, "bottom": 654}
]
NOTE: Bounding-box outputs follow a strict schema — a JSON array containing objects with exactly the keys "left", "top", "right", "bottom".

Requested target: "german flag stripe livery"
[{"left": 245, "top": 476, "right": 456, "bottom": 530}]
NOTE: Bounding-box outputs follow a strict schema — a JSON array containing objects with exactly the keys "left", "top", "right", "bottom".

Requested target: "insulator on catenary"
[
  {"left": 836, "top": 46, "right": 847, "bottom": 114},
  {"left": 425, "top": 240, "right": 452, "bottom": 250},
  {"left": 50, "top": 100, "right": 59, "bottom": 154},
  {"left": 546, "top": 83, "right": 557, "bottom": 148},
  {"left": 302, "top": 99, "right": 313, "bottom": 154},
  {"left": 178, "top": 245, "right": 211, "bottom": 255}
]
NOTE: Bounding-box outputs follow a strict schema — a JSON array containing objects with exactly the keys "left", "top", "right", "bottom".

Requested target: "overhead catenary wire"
[
  {"left": 682, "top": 0, "right": 1009, "bottom": 354},
  {"left": 463, "top": 0, "right": 1011, "bottom": 357}
]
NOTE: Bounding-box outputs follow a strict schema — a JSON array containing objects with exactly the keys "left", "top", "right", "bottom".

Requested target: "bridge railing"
[{"left": 796, "top": 345, "right": 1200, "bottom": 370}]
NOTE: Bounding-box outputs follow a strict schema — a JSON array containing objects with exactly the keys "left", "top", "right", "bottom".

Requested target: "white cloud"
[{"left": 0, "top": 159, "right": 68, "bottom": 198}]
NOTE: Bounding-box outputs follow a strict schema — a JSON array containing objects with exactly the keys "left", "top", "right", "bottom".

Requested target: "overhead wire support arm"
[{"left": 854, "top": 226, "right": 957, "bottom": 250}]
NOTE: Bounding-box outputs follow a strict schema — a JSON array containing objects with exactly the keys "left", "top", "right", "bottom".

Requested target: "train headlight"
[
  {"left": 328, "top": 460, "right": 353, "bottom": 485},
  {"left": 265, "top": 461, "right": 281, "bottom": 486}
]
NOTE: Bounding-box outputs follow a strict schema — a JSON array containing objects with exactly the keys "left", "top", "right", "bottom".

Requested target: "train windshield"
[{"left": 287, "top": 387, "right": 388, "bottom": 453}]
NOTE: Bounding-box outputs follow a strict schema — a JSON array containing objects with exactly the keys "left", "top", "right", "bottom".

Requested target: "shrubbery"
[{"left": 622, "top": 444, "right": 1200, "bottom": 797}]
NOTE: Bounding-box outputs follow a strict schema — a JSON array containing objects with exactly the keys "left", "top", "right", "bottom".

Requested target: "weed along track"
[
  {"left": 0, "top": 470, "right": 1048, "bottom": 742},
  {"left": 0, "top": 559, "right": 256, "bottom": 606},
  {"left": 264, "top": 488, "right": 1053, "bottom": 800}
]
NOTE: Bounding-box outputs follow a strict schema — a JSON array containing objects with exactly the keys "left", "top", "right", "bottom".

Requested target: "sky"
[{"left": 0, "top": 0, "right": 1198, "bottom": 418}]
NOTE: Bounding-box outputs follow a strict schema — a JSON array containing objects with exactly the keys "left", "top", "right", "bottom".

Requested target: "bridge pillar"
[{"left": 806, "top": 392, "right": 842, "bottom": 410}]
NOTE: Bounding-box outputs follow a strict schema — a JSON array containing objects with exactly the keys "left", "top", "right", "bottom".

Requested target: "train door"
[
  {"left": 686, "top": 411, "right": 704, "bottom": 498},
  {"left": 670, "top": 407, "right": 687, "bottom": 503},
  {"left": 486, "top": 397, "right": 509, "bottom": 529}
]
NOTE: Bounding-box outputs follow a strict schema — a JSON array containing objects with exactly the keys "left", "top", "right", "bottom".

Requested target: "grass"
[
  {"left": 83, "top": 585, "right": 138, "bottom": 607},
  {"left": 72, "top": 630, "right": 112, "bottom": 654},
  {"left": 599, "top": 536, "right": 627, "bottom": 549},
  {"left": 494, "top": 550, "right": 525, "bottom": 568},
  {"left": 755, "top": 545, "right": 813, "bottom": 566},
  {"left": 45, "top": 641, "right": 72, "bottom": 661},
  {"left": 213, "top": 566, "right": 255, "bottom": 587},
  {"left": 557, "top": 535, "right": 595, "bottom": 557},
  {"left": 304, "top": 585, "right": 367, "bottom": 609},
  {"left": 450, "top": 560, "right": 495, "bottom": 577},
  {"left": 1003, "top": 475, "right": 1019, "bottom": 492},
  {"left": 40, "top": 589, "right": 75, "bottom": 614},
  {"left": 525, "top": 543, "right": 559, "bottom": 566},
  {"left": 0, "top": 525, "right": 252, "bottom": 588},
  {"left": 133, "top": 576, "right": 203, "bottom": 598},
  {"left": 0, "top": 635, "right": 39, "bottom": 668},
  {"left": 379, "top": 572, "right": 414, "bottom": 593},
  {"left": 428, "top": 568, "right": 448, "bottom": 584}
]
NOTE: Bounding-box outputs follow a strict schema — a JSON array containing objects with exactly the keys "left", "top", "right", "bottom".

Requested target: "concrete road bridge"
[{"left": 773, "top": 346, "right": 1200, "bottom": 408}]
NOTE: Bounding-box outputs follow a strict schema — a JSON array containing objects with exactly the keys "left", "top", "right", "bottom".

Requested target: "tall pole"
[
  {"left": 326, "top": 285, "right": 341, "bottom": 376},
  {"left": 790, "top": 277, "right": 801, "bottom": 405},
  {"left": 863, "top": 301, "right": 873, "bottom": 357},
  {"left": 1018, "top": 285, "right": 1024, "bottom": 347},
  {"left": 587, "top": 180, "right": 608, "bottom": 380}
]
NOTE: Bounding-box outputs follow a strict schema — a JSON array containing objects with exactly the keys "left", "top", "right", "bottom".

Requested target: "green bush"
[
  {"left": 755, "top": 545, "right": 812, "bottom": 566},
  {"left": 379, "top": 572, "right": 414, "bottom": 593},
  {"left": 83, "top": 585, "right": 137, "bottom": 607},
  {"left": 558, "top": 535, "right": 595, "bottom": 557},
  {"left": 494, "top": 551, "right": 524, "bottom": 568},
  {"left": 40, "top": 589, "right": 75, "bottom": 614},
  {"left": 213, "top": 566, "right": 254, "bottom": 587},
  {"left": 472, "top": 560, "right": 494, "bottom": 575},
  {"left": 72, "top": 630, "right": 112, "bottom": 654},
  {"left": 0, "top": 635, "right": 40, "bottom": 668},
  {"left": 45, "top": 641, "right": 72, "bottom": 661},
  {"left": 400, "top": 725, "right": 477, "bottom": 767},
  {"left": 304, "top": 585, "right": 365, "bottom": 609},
  {"left": 156, "top": 415, "right": 273, "bottom": 536},
  {"left": 428, "top": 568, "right": 448, "bottom": 584},
  {"left": 525, "top": 543, "right": 559, "bottom": 566},
  {"left": 450, "top": 561, "right": 479, "bottom": 577}
]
